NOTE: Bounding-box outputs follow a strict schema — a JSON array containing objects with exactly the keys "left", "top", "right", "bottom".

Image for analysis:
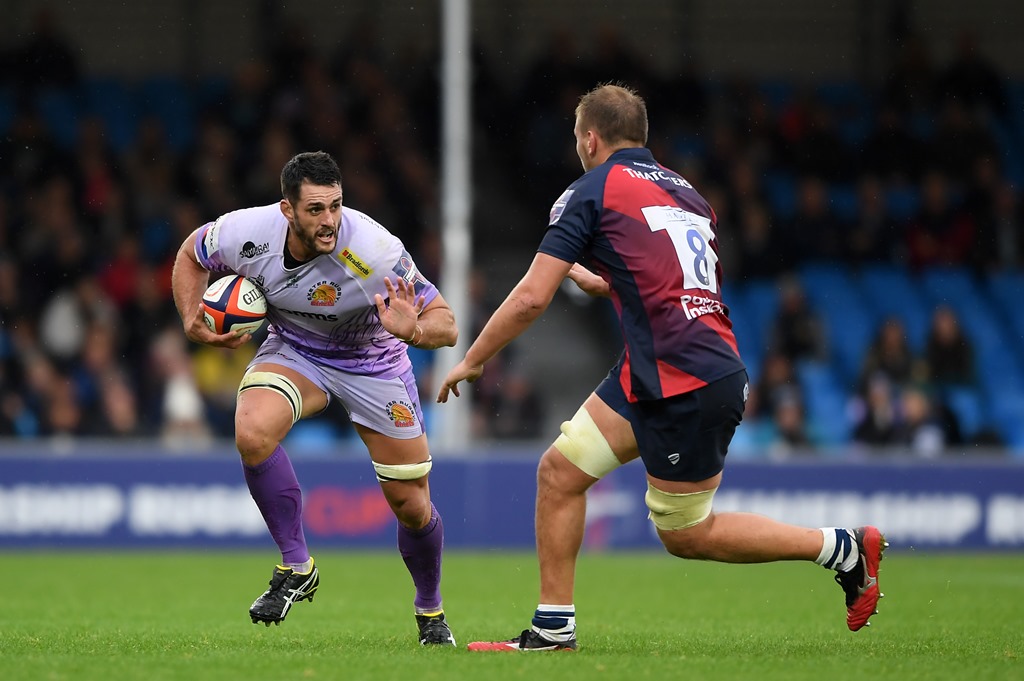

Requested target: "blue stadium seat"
[
  {"left": 723, "top": 289, "right": 762, "bottom": 383},
  {"left": 284, "top": 419, "right": 345, "bottom": 456},
  {"left": 815, "top": 81, "right": 866, "bottom": 111},
  {"left": 672, "top": 134, "right": 706, "bottom": 159},
  {"left": 743, "top": 279, "right": 781, "bottom": 348},
  {"left": 799, "top": 264, "right": 873, "bottom": 384},
  {"left": 884, "top": 187, "right": 920, "bottom": 222},
  {"left": 987, "top": 116, "right": 1024, "bottom": 187},
  {"left": 919, "top": 267, "right": 980, "bottom": 308},
  {"left": 763, "top": 172, "right": 797, "bottom": 220},
  {"left": 828, "top": 184, "right": 859, "bottom": 222},
  {"left": 759, "top": 80, "right": 795, "bottom": 114},
  {"left": 855, "top": 264, "right": 930, "bottom": 351},
  {"left": 919, "top": 267, "right": 1008, "bottom": 352},
  {"left": 0, "top": 87, "right": 14, "bottom": 137},
  {"left": 139, "top": 76, "right": 195, "bottom": 150},
  {"left": 942, "top": 386, "right": 985, "bottom": 441},
  {"left": 84, "top": 77, "right": 141, "bottom": 152},
  {"left": 988, "top": 271, "right": 1024, "bottom": 350},
  {"left": 35, "top": 87, "right": 80, "bottom": 148},
  {"left": 989, "top": 390, "right": 1024, "bottom": 452},
  {"left": 796, "top": 360, "right": 850, "bottom": 445}
]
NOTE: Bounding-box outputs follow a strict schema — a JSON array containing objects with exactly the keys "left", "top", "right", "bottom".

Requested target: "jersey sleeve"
[
  {"left": 537, "top": 178, "right": 602, "bottom": 263},
  {"left": 390, "top": 246, "right": 440, "bottom": 308},
  {"left": 193, "top": 213, "right": 236, "bottom": 273}
]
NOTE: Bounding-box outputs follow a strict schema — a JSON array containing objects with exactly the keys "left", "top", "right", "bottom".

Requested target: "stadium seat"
[
  {"left": 0, "top": 87, "right": 14, "bottom": 137},
  {"left": 989, "top": 390, "right": 1024, "bottom": 452},
  {"left": 799, "top": 263, "right": 873, "bottom": 384},
  {"left": 139, "top": 76, "right": 195, "bottom": 150},
  {"left": 919, "top": 267, "right": 979, "bottom": 306},
  {"left": 758, "top": 80, "right": 795, "bottom": 114},
  {"left": 34, "top": 86, "right": 80, "bottom": 149},
  {"left": 827, "top": 184, "right": 859, "bottom": 222},
  {"left": 742, "top": 279, "right": 781, "bottom": 348},
  {"left": 672, "top": 134, "right": 706, "bottom": 159},
  {"left": 942, "top": 386, "right": 986, "bottom": 441},
  {"left": 763, "top": 172, "right": 797, "bottom": 220},
  {"left": 855, "top": 264, "right": 930, "bottom": 351},
  {"left": 796, "top": 360, "right": 850, "bottom": 446},
  {"left": 918, "top": 267, "right": 1009, "bottom": 355},
  {"left": 987, "top": 271, "right": 1024, "bottom": 353},
  {"left": 284, "top": 419, "right": 345, "bottom": 456},
  {"left": 884, "top": 186, "right": 921, "bottom": 222},
  {"left": 815, "top": 81, "right": 865, "bottom": 111},
  {"left": 723, "top": 289, "right": 762, "bottom": 383},
  {"left": 84, "top": 77, "right": 141, "bottom": 152}
]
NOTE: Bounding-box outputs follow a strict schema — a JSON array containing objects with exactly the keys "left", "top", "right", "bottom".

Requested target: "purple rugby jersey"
[{"left": 194, "top": 204, "right": 438, "bottom": 379}]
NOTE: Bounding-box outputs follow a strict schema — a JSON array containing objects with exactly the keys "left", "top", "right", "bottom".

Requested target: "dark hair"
[
  {"left": 280, "top": 151, "right": 342, "bottom": 204},
  {"left": 575, "top": 83, "right": 648, "bottom": 146}
]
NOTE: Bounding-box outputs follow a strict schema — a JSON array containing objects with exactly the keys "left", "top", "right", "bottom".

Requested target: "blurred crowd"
[{"left": 0, "top": 11, "right": 1021, "bottom": 453}]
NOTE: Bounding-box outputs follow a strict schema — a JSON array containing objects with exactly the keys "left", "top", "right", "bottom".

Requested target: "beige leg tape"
[
  {"left": 645, "top": 482, "right": 716, "bottom": 531},
  {"left": 373, "top": 457, "right": 432, "bottom": 483},
  {"left": 553, "top": 405, "right": 623, "bottom": 479},
  {"left": 238, "top": 370, "right": 303, "bottom": 424}
]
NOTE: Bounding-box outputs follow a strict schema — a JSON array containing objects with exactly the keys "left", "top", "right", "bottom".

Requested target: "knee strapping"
[
  {"left": 373, "top": 457, "right": 432, "bottom": 483},
  {"left": 553, "top": 405, "right": 622, "bottom": 479},
  {"left": 238, "top": 370, "right": 303, "bottom": 424},
  {"left": 645, "top": 483, "right": 716, "bottom": 531}
]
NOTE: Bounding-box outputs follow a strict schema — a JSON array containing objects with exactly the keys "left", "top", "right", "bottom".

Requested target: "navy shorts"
[{"left": 596, "top": 365, "right": 748, "bottom": 483}]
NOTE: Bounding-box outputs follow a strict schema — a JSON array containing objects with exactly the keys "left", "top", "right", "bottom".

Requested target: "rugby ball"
[{"left": 201, "top": 275, "right": 267, "bottom": 336}]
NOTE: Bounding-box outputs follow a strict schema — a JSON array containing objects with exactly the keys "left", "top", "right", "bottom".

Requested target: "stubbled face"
[{"left": 282, "top": 180, "right": 342, "bottom": 261}]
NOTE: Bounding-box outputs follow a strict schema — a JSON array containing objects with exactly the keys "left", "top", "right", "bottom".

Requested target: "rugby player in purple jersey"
[
  {"left": 438, "top": 85, "right": 885, "bottom": 651},
  {"left": 172, "top": 151, "right": 458, "bottom": 646}
]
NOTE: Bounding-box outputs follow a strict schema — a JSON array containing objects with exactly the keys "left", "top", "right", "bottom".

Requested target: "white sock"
[
  {"left": 815, "top": 528, "right": 859, "bottom": 572},
  {"left": 286, "top": 558, "right": 313, "bottom": 573},
  {"left": 532, "top": 603, "right": 576, "bottom": 642}
]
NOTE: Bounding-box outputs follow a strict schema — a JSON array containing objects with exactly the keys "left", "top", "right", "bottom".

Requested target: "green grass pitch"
[{"left": 2, "top": 550, "right": 1021, "bottom": 680}]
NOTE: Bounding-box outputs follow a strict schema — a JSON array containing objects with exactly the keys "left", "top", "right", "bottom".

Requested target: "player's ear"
[{"left": 280, "top": 198, "right": 294, "bottom": 221}]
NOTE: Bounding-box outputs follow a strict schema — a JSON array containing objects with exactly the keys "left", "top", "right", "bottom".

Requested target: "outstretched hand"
[
  {"left": 375, "top": 276, "right": 426, "bottom": 341},
  {"left": 436, "top": 358, "right": 484, "bottom": 403},
  {"left": 183, "top": 304, "right": 253, "bottom": 348}
]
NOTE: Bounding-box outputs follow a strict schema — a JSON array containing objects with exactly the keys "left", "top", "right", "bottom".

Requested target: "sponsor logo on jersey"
[
  {"left": 385, "top": 400, "right": 416, "bottom": 428},
  {"left": 250, "top": 274, "right": 266, "bottom": 291},
  {"left": 307, "top": 281, "right": 340, "bottom": 306},
  {"left": 279, "top": 308, "right": 339, "bottom": 322},
  {"left": 202, "top": 217, "right": 223, "bottom": 258},
  {"left": 622, "top": 166, "right": 693, "bottom": 189},
  {"left": 239, "top": 241, "right": 270, "bottom": 258},
  {"left": 679, "top": 294, "right": 725, "bottom": 320},
  {"left": 339, "top": 248, "right": 372, "bottom": 278},
  {"left": 549, "top": 189, "right": 574, "bottom": 224},
  {"left": 284, "top": 274, "right": 300, "bottom": 289}
]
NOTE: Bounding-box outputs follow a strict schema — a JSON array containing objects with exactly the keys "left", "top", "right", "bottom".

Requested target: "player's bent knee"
[
  {"left": 238, "top": 370, "right": 303, "bottom": 424},
  {"left": 234, "top": 425, "right": 279, "bottom": 463},
  {"left": 373, "top": 457, "right": 432, "bottom": 483},
  {"left": 553, "top": 405, "right": 622, "bottom": 479},
  {"left": 645, "top": 482, "right": 716, "bottom": 532}
]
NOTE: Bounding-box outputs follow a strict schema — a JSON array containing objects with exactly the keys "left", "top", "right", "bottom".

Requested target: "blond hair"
[{"left": 575, "top": 83, "right": 648, "bottom": 146}]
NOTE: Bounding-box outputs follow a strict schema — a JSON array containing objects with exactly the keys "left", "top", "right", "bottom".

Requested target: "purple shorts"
[{"left": 249, "top": 335, "right": 425, "bottom": 439}]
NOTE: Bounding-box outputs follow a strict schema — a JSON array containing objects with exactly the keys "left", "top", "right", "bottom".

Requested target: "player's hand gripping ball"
[{"left": 201, "top": 275, "right": 267, "bottom": 336}]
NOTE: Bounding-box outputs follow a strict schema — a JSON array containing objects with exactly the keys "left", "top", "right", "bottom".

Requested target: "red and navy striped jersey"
[{"left": 539, "top": 147, "right": 744, "bottom": 402}]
